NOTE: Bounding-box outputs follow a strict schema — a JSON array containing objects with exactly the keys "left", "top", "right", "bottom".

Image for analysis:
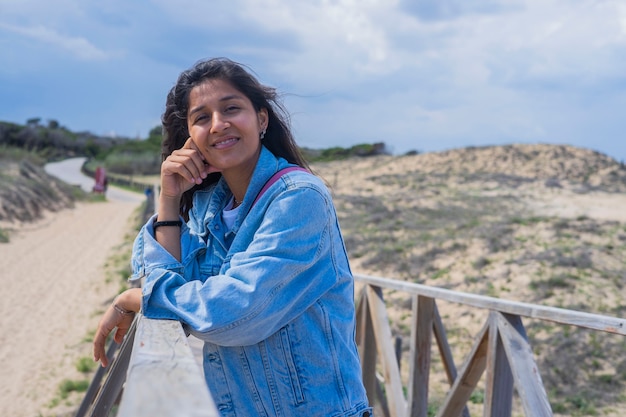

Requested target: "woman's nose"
[{"left": 210, "top": 113, "right": 230, "bottom": 133}]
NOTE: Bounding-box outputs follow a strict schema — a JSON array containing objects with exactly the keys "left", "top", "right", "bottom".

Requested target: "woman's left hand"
[{"left": 93, "top": 288, "right": 141, "bottom": 367}]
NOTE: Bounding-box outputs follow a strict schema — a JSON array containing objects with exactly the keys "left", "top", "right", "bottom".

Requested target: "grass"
[
  {"left": 76, "top": 356, "right": 97, "bottom": 373},
  {"left": 469, "top": 389, "right": 485, "bottom": 404},
  {"left": 0, "top": 227, "right": 9, "bottom": 243},
  {"left": 431, "top": 267, "right": 450, "bottom": 280},
  {"left": 58, "top": 379, "right": 89, "bottom": 400}
]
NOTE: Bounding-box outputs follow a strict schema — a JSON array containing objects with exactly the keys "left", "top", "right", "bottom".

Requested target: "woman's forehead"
[{"left": 189, "top": 79, "right": 247, "bottom": 106}]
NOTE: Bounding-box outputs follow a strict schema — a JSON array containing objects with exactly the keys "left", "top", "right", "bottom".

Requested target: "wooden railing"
[
  {"left": 76, "top": 182, "right": 626, "bottom": 416},
  {"left": 77, "top": 270, "right": 626, "bottom": 417},
  {"left": 116, "top": 316, "right": 219, "bottom": 417},
  {"left": 353, "top": 273, "right": 626, "bottom": 417}
]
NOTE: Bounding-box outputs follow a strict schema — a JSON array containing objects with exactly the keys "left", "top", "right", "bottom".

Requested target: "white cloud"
[
  {"left": 144, "top": 0, "right": 399, "bottom": 94},
  {"left": 1, "top": 0, "right": 626, "bottom": 160},
  {"left": 462, "top": 0, "right": 626, "bottom": 88},
  {"left": 0, "top": 23, "right": 110, "bottom": 61},
  {"left": 279, "top": 0, "right": 626, "bottom": 154}
]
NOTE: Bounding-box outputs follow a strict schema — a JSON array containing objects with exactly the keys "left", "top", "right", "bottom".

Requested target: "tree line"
[{"left": 0, "top": 118, "right": 393, "bottom": 175}]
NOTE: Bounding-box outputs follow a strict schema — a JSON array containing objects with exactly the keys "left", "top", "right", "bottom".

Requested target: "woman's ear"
[{"left": 258, "top": 108, "right": 269, "bottom": 131}]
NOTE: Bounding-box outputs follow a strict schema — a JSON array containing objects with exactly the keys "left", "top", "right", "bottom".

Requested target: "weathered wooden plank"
[
  {"left": 436, "top": 320, "right": 490, "bottom": 417},
  {"left": 376, "top": 373, "right": 392, "bottom": 417},
  {"left": 496, "top": 313, "right": 553, "bottom": 417},
  {"left": 432, "top": 305, "right": 470, "bottom": 417},
  {"left": 76, "top": 332, "right": 127, "bottom": 417},
  {"left": 86, "top": 318, "right": 137, "bottom": 417},
  {"left": 354, "top": 273, "right": 626, "bottom": 335},
  {"left": 432, "top": 304, "right": 455, "bottom": 386},
  {"left": 367, "top": 285, "right": 407, "bottom": 417},
  {"left": 406, "top": 295, "right": 433, "bottom": 417},
  {"left": 117, "top": 315, "right": 219, "bottom": 417},
  {"left": 484, "top": 312, "right": 514, "bottom": 417},
  {"left": 356, "top": 286, "right": 378, "bottom": 405}
]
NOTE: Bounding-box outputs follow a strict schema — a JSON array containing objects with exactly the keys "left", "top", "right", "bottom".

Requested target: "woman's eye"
[{"left": 225, "top": 105, "right": 239, "bottom": 113}]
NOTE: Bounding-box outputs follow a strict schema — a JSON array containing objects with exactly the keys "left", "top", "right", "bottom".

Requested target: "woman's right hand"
[
  {"left": 93, "top": 288, "right": 141, "bottom": 368},
  {"left": 160, "top": 137, "right": 214, "bottom": 200}
]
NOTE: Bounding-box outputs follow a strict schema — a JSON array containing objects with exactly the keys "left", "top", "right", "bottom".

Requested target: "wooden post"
[
  {"left": 496, "top": 313, "right": 553, "bottom": 417},
  {"left": 484, "top": 312, "right": 514, "bottom": 417},
  {"left": 367, "top": 285, "right": 407, "bottom": 416},
  {"left": 432, "top": 305, "right": 470, "bottom": 417},
  {"left": 356, "top": 286, "right": 378, "bottom": 404},
  {"left": 406, "top": 295, "right": 434, "bottom": 417}
]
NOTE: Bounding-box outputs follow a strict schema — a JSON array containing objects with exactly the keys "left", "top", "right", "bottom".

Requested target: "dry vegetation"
[
  {"left": 0, "top": 150, "right": 81, "bottom": 241},
  {"left": 314, "top": 144, "right": 626, "bottom": 416}
]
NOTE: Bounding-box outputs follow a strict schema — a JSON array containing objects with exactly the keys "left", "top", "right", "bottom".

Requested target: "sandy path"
[{"left": 0, "top": 188, "right": 144, "bottom": 417}]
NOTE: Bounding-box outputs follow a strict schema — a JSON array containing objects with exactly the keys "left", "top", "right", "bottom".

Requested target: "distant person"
[
  {"left": 93, "top": 57, "right": 371, "bottom": 416},
  {"left": 92, "top": 166, "right": 107, "bottom": 194}
]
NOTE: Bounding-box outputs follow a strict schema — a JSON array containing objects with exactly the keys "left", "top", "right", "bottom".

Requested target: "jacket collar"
[{"left": 211, "top": 145, "right": 285, "bottom": 236}]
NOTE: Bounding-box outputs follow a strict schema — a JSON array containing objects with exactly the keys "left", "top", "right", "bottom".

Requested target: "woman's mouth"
[{"left": 212, "top": 137, "right": 239, "bottom": 149}]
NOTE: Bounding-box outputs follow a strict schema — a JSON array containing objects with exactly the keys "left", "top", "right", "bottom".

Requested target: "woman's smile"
[{"left": 212, "top": 136, "right": 239, "bottom": 149}]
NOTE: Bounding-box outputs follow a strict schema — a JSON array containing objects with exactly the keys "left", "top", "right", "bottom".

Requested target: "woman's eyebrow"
[{"left": 189, "top": 94, "right": 245, "bottom": 116}]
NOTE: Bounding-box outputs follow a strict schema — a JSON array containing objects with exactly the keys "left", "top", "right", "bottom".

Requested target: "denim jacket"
[{"left": 131, "top": 146, "right": 371, "bottom": 416}]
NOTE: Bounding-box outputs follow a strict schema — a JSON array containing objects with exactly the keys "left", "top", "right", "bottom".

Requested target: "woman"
[{"left": 93, "top": 57, "right": 371, "bottom": 416}]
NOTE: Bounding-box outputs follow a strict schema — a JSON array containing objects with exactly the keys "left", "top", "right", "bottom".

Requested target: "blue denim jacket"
[{"left": 131, "top": 146, "right": 371, "bottom": 416}]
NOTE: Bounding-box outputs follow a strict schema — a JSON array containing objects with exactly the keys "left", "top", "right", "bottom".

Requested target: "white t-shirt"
[{"left": 222, "top": 196, "right": 241, "bottom": 230}]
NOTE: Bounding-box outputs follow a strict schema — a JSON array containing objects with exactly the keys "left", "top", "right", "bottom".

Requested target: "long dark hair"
[{"left": 161, "top": 57, "right": 310, "bottom": 219}]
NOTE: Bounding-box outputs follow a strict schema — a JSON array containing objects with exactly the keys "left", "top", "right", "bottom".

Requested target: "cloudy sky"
[{"left": 1, "top": 0, "right": 626, "bottom": 160}]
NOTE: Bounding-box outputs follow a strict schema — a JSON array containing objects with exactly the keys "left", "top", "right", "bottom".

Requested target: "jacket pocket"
[{"left": 279, "top": 326, "right": 305, "bottom": 405}]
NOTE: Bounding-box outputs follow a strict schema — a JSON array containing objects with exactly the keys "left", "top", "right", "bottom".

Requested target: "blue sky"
[{"left": 1, "top": 0, "right": 626, "bottom": 161}]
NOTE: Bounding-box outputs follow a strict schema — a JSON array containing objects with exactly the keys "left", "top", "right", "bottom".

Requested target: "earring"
[{"left": 260, "top": 128, "right": 266, "bottom": 140}]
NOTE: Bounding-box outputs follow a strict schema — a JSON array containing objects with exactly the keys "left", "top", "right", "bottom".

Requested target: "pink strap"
[{"left": 252, "top": 166, "right": 308, "bottom": 206}]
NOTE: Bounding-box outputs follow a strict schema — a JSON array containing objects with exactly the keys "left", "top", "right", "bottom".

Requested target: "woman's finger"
[
  {"left": 164, "top": 154, "right": 201, "bottom": 184},
  {"left": 93, "top": 323, "right": 112, "bottom": 367},
  {"left": 166, "top": 148, "right": 206, "bottom": 184},
  {"left": 180, "top": 138, "right": 204, "bottom": 169},
  {"left": 113, "top": 317, "right": 134, "bottom": 344},
  {"left": 183, "top": 137, "right": 222, "bottom": 176},
  {"left": 182, "top": 138, "right": 211, "bottom": 179}
]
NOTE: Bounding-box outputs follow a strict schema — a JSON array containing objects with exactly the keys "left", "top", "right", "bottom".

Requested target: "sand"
[{"left": 0, "top": 188, "right": 144, "bottom": 417}]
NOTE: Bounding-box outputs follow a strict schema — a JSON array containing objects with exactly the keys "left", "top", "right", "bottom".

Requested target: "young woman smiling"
[{"left": 93, "top": 58, "right": 371, "bottom": 417}]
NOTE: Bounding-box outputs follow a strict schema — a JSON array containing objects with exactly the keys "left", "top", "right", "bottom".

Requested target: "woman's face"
[{"left": 186, "top": 78, "right": 267, "bottom": 176}]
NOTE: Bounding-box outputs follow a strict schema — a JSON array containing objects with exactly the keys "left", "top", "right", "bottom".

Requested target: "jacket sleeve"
[
  {"left": 129, "top": 213, "right": 210, "bottom": 305},
  {"left": 139, "top": 183, "right": 347, "bottom": 346}
]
